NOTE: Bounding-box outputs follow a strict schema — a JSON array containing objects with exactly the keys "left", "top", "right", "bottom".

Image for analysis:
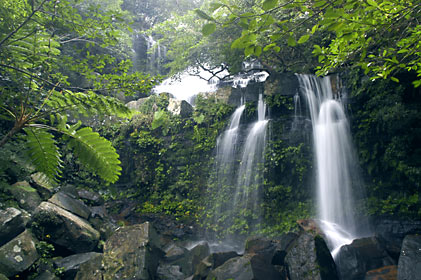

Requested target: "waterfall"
[{"left": 297, "top": 74, "right": 362, "bottom": 257}]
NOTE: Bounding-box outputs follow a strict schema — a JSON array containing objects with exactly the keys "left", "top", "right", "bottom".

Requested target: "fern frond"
[
  {"left": 24, "top": 127, "right": 62, "bottom": 181},
  {"left": 46, "top": 90, "right": 132, "bottom": 119},
  {"left": 64, "top": 127, "right": 121, "bottom": 184}
]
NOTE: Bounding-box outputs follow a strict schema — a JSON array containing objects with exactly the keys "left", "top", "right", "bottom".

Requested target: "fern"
[
  {"left": 64, "top": 127, "right": 121, "bottom": 184},
  {"left": 24, "top": 128, "right": 62, "bottom": 181},
  {"left": 46, "top": 90, "right": 132, "bottom": 119}
]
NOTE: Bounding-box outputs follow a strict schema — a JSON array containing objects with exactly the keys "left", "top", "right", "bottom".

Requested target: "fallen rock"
[
  {"left": 205, "top": 255, "right": 254, "bottom": 280},
  {"left": 33, "top": 270, "right": 60, "bottom": 280},
  {"left": 365, "top": 265, "right": 397, "bottom": 280},
  {"left": 48, "top": 192, "right": 91, "bottom": 219},
  {"left": 335, "top": 236, "right": 395, "bottom": 280},
  {"left": 0, "top": 274, "right": 8, "bottom": 280},
  {"left": 167, "top": 98, "right": 193, "bottom": 118},
  {"left": 9, "top": 181, "right": 42, "bottom": 212},
  {"left": 397, "top": 234, "right": 421, "bottom": 280},
  {"left": 102, "top": 222, "right": 163, "bottom": 280},
  {"left": 31, "top": 202, "right": 100, "bottom": 253},
  {"left": 54, "top": 252, "right": 102, "bottom": 280},
  {"left": 193, "top": 251, "right": 239, "bottom": 280},
  {"left": 285, "top": 232, "right": 338, "bottom": 280},
  {"left": 189, "top": 242, "right": 210, "bottom": 274},
  {"left": 0, "top": 230, "right": 39, "bottom": 277},
  {"left": 74, "top": 253, "right": 103, "bottom": 280},
  {"left": 157, "top": 264, "right": 185, "bottom": 280},
  {"left": 0, "top": 207, "right": 25, "bottom": 246},
  {"left": 77, "top": 189, "right": 104, "bottom": 206},
  {"left": 30, "top": 172, "right": 55, "bottom": 200}
]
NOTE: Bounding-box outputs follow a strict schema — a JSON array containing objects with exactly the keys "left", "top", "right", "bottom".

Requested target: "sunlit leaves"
[
  {"left": 194, "top": 9, "right": 215, "bottom": 21},
  {"left": 202, "top": 23, "right": 216, "bottom": 36},
  {"left": 262, "top": 0, "right": 278, "bottom": 11}
]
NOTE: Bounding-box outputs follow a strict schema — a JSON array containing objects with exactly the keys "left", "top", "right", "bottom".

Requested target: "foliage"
[
  {"left": 0, "top": 0, "right": 159, "bottom": 184},
  {"left": 195, "top": 0, "right": 420, "bottom": 86}
]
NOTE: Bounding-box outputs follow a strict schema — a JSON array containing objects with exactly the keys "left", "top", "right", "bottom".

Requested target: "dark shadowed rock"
[
  {"left": 0, "top": 207, "right": 25, "bottom": 246},
  {"left": 30, "top": 172, "right": 55, "bottom": 200},
  {"left": 397, "top": 234, "right": 421, "bottom": 280},
  {"left": 77, "top": 189, "right": 104, "bottom": 206},
  {"left": 272, "top": 232, "right": 299, "bottom": 266},
  {"left": 74, "top": 253, "right": 103, "bottom": 280},
  {"left": 48, "top": 192, "right": 91, "bottom": 219},
  {"left": 0, "top": 230, "right": 39, "bottom": 277},
  {"left": 365, "top": 265, "right": 397, "bottom": 280},
  {"left": 31, "top": 202, "right": 99, "bottom": 253},
  {"left": 335, "top": 236, "right": 395, "bottom": 280},
  {"left": 189, "top": 242, "right": 210, "bottom": 274},
  {"left": 9, "top": 181, "right": 42, "bottom": 212},
  {"left": 285, "top": 232, "right": 338, "bottom": 280},
  {"left": 157, "top": 264, "right": 185, "bottom": 280},
  {"left": 54, "top": 252, "right": 102, "bottom": 280},
  {"left": 102, "top": 222, "right": 164, "bottom": 280},
  {"left": 374, "top": 218, "right": 421, "bottom": 261},
  {"left": 205, "top": 255, "right": 254, "bottom": 280},
  {"left": 163, "top": 244, "right": 189, "bottom": 262},
  {"left": 192, "top": 251, "right": 239, "bottom": 280}
]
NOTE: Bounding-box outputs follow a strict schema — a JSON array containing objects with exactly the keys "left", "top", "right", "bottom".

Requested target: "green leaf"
[
  {"left": 194, "top": 9, "right": 215, "bottom": 21},
  {"left": 209, "top": 2, "right": 224, "bottom": 11},
  {"left": 297, "top": 34, "right": 310, "bottom": 44},
  {"left": 24, "top": 128, "right": 62, "bottom": 181},
  {"left": 202, "top": 23, "right": 216, "bottom": 36},
  {"left": 366, "top": 0, "right": 378, "bottom": 7},
  {"left": 263, "top": 0, "right": 278, "bottom": 11},
  {"left": 194, "top": 114, "right": 205, "bottom": 124},
  {"left": 255, "top": 45, "right": 262, "bottom": 57},
  {"left": 65, "top": 127, "right": 121, "bottom": 184},
  {"left": 390, "top": 77, "right": 399, "bottom": 83},
  {"left": 245, "top": 45, "right": 255, "bottom": 57},
  {"left": 287, "top": 35, "right": 296, "bottom": 47}
]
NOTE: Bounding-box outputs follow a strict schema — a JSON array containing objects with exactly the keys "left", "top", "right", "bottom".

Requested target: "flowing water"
[{"left": 297, "top": 74, "right": 361, "bottom": 257}]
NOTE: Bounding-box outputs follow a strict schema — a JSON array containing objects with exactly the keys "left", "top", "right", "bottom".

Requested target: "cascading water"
[
  {"left": 297, "top": 74, "right": 363, "bottom": 257},
  {"left": 234, "top": 94, "right": 268, "bottom": 212}
]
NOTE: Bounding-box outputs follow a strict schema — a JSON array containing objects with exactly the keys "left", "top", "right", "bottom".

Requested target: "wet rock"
[
  {"left": 245, "top": 236, "right": 272, "bottom": 254},
  {"left": 0, "top": 230, "right": 39, "bottom": 277},
  {"left": 272, "top": 232, "right": 299, "bottom": 266},
  {"left": 189, "top": 242, "right": 210, "bottom": 274},
  {"left": 285, "top": 232, "right": 338, "bottom": 280},
  {"left": 9, "top": 181, "right": 42, "bottom": 212},
  {"left": 48, "top": 192, "right": 91, "bottom": 219},
  {"left": 0, "top": 207, "right": 25, "bottom": 246},
  {"left": 34, "top": 270, "right": 60, "bottom": 280},
  {"left": 31, "top": 202, "right": 99, "bottom": 253},
  {"left": 0, "top": 274, "right": 8, "bottom": 280},
  {"left": 163, "top": 244, "right": 189, "bottom": 262},
  {"left": 77, "top": 189, "right": 104, "bottom": 206},
  {"left": 193, "top": 251, "right": 240, "bottom": 280},
  {"left": 205, "top": 255, "right": 254, "bottom": 280},
  {"left": 365, "top": 265, "right": 397, "bottom": 280},
  {"left": 30, "top": 172, "right": 55, "bottom": 200},
  {"left": 397, "top": 234, "right": 421, "bottom": 280},
  {"left": 167, "top": 99, "right": 193, "bottom": 118},
  {"left": 54, "top": 252, "right": 102, "bottom": 280},
  {"left": 157, "top": 264, "right": 184, "bottom": 280},
  {"left": 74, "top": 253, "right": 103, "bottom": 280},
  {"left": 374, "top": 218, "right": 421, "bottom": 261},
  {"left": 335, "top": 236, "right": 395, "bottom": 280},
  {"left": 102, "top": 222, "right": 164, "bottom": 280}
]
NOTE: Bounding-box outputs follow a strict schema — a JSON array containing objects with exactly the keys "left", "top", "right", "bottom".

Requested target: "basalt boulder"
[
  {"left": 397, "top": 234, "right": 421, "bottom": 280},
  {"left": 0, "top": 207, "right": 25, "bottom": 246}
]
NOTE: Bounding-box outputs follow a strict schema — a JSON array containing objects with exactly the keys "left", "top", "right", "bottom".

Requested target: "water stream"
[{"left": 297, "top": 74, "right": 361, "bottom": 257}]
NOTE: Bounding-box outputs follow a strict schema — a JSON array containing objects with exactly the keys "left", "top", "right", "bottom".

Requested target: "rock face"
[
  {"left": 0, "top": 230, "right": 39, "bottom": 277},
  {"left": 48, "top": 192, "right": 91, "bottom": 219},
  {"left": 167, "top": 98, "right": 193, "bottom": 118},
  {"left": 206, "top": 255, "right": 254, "bottom": 280},
  {"left": 285, "top": 233, "right": 338, "bottom": 280},
  {"left": 54, "top": 252, "right": 102, "bottom": 280},
  {"left": 77, "top": 189, "right": 104, "bottom": 206},
  {"left": 397, "top": 235, "right": 421, "bottom": 280},
  {"left": 31, "top": 202, "right": 100, "bottom": 253},
  {"left": 102, "top": 222, "right": 163, "bottom": 280},
  {"left": 335, "top": 237, "right": 395, "bottom": 280},
  {"left": 74, "top": 253, "right": 103, "bottom": 280},
  {"left": 192, "top": 251, "right": 239, "bottom": 280},
  {"left": 0, "top": 207, "right": 25, "bottom": 246},
  {"left": 10, "top": 181, "right": 42, "bottom": 212},
  {"left": 30, "top": 172, "right": 55, "bottom": 200}
]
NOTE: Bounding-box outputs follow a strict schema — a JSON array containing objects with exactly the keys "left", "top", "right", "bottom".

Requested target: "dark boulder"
[
  {"left": 374, "top": 218, "right": 421, "bottom": 261},
  {"left": 157, "top": 264, "right": 185, "bottom": 280},
  {"left": 0, "top": 207, "right": 25, "bottom": 246},
  {"left": 285, "top": 232, "right": 338, "bottom": 280},
  {"left": 54, "top": 252, "right": 102, "bottom": 280},
  {"left": 102, "top": 222, "right": 164, "bottom": 279},
  {"left": 33, "top": 270, "right": 60, "bottom": 280},
  {"left": 397, "top": 234, "right": 421, "bottom": 280},
  {"left": 9, "top": 181, "right": 42, "bottom": 212},
  {"left": 335, "top": 236, "right": 395, "bottom": 280},
  {"left": 205, "top": 255, "right": 254, "bottom": 280},
  {"left": 77, "top": 189, "right": 104, "bottom": 206},
  {"left": 31, "top": 202, "right": 100, "bottom": 253},
  {"left": 48, "top": 192, "right": 91, "bottom": 219},
  {"left": 74, "top": 253, "right": 103, "bottom": 280},
  {"left": 192, "top": 251, "right": 239, "bottom": 280},
  {"left": 30, "top": 172, "right": 55, "bottom": 200},
  {"left": 0, "top": 230, "right": 39, "bottom": 277}
]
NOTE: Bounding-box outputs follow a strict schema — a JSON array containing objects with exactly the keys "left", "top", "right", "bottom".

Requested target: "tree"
[
  {"left": 195, "top": 0, "right": 421, "bottom": 86},
  {"left": 0, "top": 0, "right": 159, "bottom": 184}
]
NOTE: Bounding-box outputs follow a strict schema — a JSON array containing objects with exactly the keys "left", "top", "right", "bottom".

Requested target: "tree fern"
[
  {"left": 24, "top": 127, "right": 62, "bottom": 181},
  {"left": 64, "top": 127, "right": 121, "bottom": 184}
]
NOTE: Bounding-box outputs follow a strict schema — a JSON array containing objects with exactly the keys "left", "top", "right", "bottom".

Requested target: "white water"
[
  {"left": 234, "top": 94, "right": 268, "bottom": 214},
  {"left": 297, "top": 74, "right": 359, "bottom": 257}
]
